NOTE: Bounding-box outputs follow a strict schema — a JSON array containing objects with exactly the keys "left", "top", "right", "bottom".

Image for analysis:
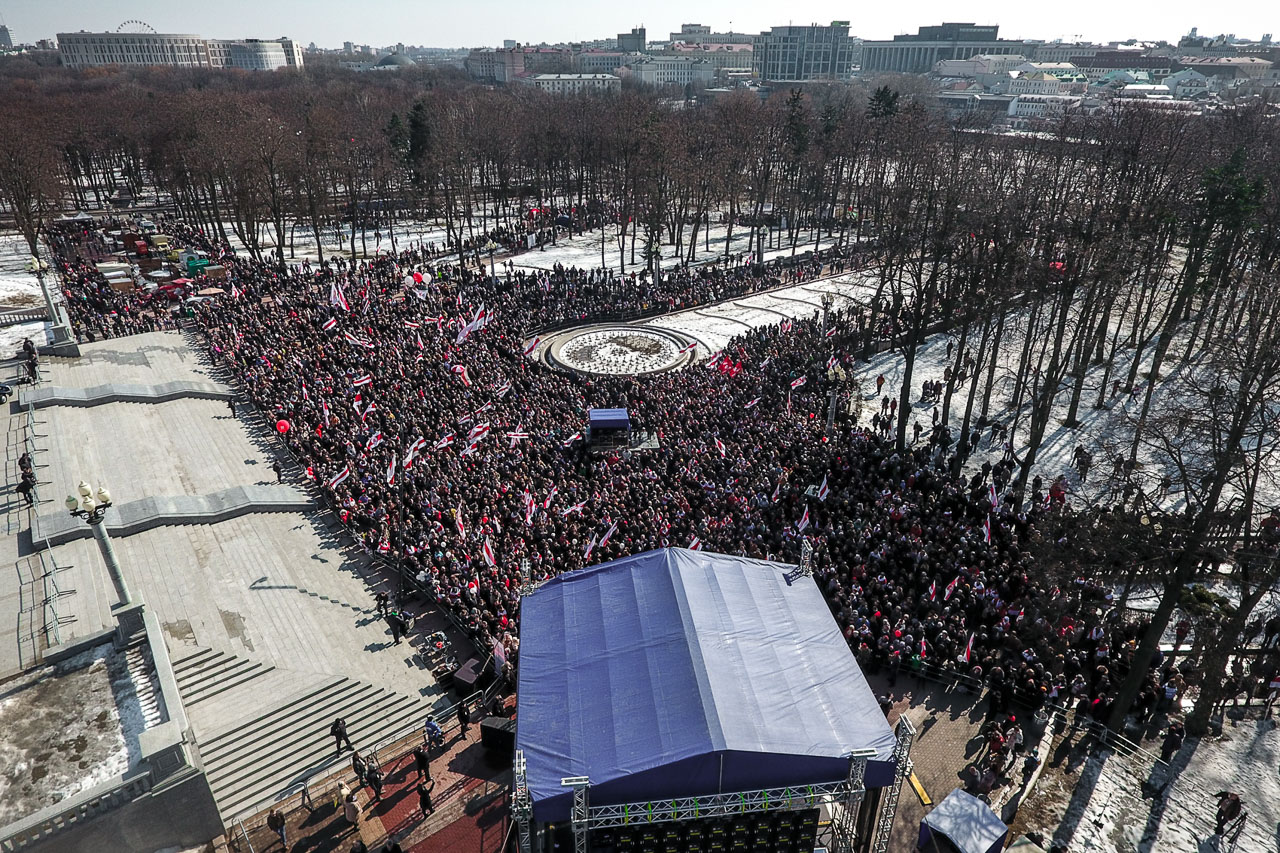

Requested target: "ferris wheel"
[{"left": 115, "top": 20, "right": 158, "bottom": 34}]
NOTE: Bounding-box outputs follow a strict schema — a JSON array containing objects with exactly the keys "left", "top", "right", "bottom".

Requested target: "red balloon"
[{"left": 276, "top": 420, "right": 290, "bottom": 434}]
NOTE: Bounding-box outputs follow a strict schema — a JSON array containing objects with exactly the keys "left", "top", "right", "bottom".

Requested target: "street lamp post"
[
  {"left": 27, "top": 255, "right": 74, "bottom": 347},
  {"left": 483, "top": 239, "right": 498, "bottom": 282},
  {"left": 66, "top": 481, "right": 145, "bottom": 646}
]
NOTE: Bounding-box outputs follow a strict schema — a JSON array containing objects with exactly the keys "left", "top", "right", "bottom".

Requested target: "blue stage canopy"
[
  {"left": 587, "top": 407, "right": 630, "bottom": 430},
  {"left": 516, "top": 548, "right": 897, "bottom": 822},
  {"left": 919, "top": 789, "right": 1009, "bottom": 853}
]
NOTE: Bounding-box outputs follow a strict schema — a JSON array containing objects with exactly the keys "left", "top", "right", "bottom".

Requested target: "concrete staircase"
[{"left": 171, "top": 646, "right": 436, "bottom": 822}]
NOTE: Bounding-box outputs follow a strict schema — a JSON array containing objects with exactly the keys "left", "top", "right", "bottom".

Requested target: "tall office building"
[
  {"left": 752, "top": 22, "right": 858, "bottom": 83},
  {"left": 0, "top": 26, "right": 13, "bottom": 49},
  {"left": 617, "top": 27, "right": 647, "bottom": 52}
]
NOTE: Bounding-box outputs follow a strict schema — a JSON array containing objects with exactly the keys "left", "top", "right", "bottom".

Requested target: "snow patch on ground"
[{"left": 0, "top": 643, "right": 148, "bottom": 826}]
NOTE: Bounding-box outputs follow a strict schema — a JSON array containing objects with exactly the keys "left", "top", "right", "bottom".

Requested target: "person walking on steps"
[
  {"left": 1213, "top": 791, "right": 1242, "bottom": 835},
  {"left": 331, "top": 717, "right": 354, "bottom": 755}
]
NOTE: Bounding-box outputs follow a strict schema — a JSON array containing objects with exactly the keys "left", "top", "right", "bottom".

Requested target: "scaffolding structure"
[{"left": 870, "top": 716, "right": 917, "bottom": 853}]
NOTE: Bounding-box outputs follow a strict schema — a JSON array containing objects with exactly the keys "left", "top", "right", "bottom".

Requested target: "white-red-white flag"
[
  {"left": 433, "top": 433, "right": 455, "bottom": 451},
  {"left": 452, "top": 364, "right": 471, "bottom": 387},
  {"left": 714, "top": 438, "right": 726, "bottom": 458},
  {"left": 353, "top": 374, "right": 373, "bottom": 387},
  {"left": 781, "top": 319, "right": 793, "bottom": 332},
  {"left": 689, "top": 536, "right": 703, "bottom": 551},
  {"left": 385, "top": 456, "right": 396, "bottom": 486},
  {"left": 561, "top": 499, "right": 587, "bottom": 517},
  {"left": 945, "top": 577, "right": 960, "bottom": 601},
  {"left": 562, "top": 432, "right": 582, "bottom": 448},
  {"left": 403, "top": 437, "right": 428, "bottom": 468},
  {"left": 583, "top": 533, "right": 598, "bottom": 562},
  {"left": 344, "top": 331, "right": 373, "bottom": 349},
  {"left": 322, "top": 317, "right": 338, "bottom": 331},
  {"left": 467, "top": 423, "right": 491, "bottom": 443},
  {"left": 482, "top": 536, "right": 496, "bottom": 567},
  {"left": 771, "top": 481, "right": 782, "bottom": 503},
  {"left": 330, "top": 281, "right": 350, "bottom": 312},
  {"left": 678, "top": 341, "right": 697, "bottom": 355},
  {"left": 366, "top": 431, "right": 384, "bottom": 451},
  {"left": 522, "top": 337, "right": 541, "bottom": 358},
  {"left": 964, "top": 632, "right": 974, "bottom": 663},
  {"left": 543, "top": 485, "right": 558, "bottom": 509},
  {"left": 790, "top": 375, "right": 807, "bottom": 389},
  {"left": 327, "top": 465, "right": 351, "bottom": 489},
  {"left": 494, "top": 380, "right": 512, "bottom": 398},
  {"left": 744, "top": 397, "right": 761, "bottom": 409},
  {"left": 455, "top": 504, "right": 466, "bottom": 539},
  {"left": 817, "top": 475, "right": 829, "bottom": 502},
  {"left": 796, "top": 505, "right": 810, "bottom": 532},
  {"left": 599, "top": 519, "right": 619, "bottom": 548}
]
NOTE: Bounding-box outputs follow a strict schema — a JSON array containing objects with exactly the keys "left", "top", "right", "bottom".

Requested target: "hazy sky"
[{"left": 1, "top": 0, "right": 1273, "bottom": 49}]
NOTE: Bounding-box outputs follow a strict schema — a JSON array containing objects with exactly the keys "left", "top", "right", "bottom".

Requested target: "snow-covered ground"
[
  {"left": 0, "top": 233, "right": 45, "bottom": 309},
  {"left": 1025, "top": 721, "right": 1279, "bottom": 852},
  {"left": 0, "top": 643, "right": 148, "bottom": 826}
]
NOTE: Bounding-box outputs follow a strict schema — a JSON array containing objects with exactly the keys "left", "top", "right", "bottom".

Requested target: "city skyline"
[{"left": 0, "top": 0, "right": 1274, "bottom": 50}]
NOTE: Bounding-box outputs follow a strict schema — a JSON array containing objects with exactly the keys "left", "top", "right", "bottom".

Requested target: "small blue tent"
[
  {"left": 918, "top": 789, "right": 1009, "bottom": 853},
  {"left": 516, "top": 548, "right": 897, "bottom": 822}
]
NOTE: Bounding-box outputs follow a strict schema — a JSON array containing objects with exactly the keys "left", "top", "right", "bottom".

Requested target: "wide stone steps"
[
  {"left": 171, "top": 647, "right": 431, "bottom": 822},
  {"left": 172, "top": 646, "right": 276, "bottom": 707}
]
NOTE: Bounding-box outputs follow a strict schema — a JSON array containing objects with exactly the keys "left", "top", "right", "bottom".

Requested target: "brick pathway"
[{"left": 235, "top": 713, "right": 510, "bottom": 853}]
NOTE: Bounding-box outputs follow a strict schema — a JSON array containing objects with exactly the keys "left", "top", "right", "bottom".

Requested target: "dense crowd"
[{"left": 46, "top": 218, "right": 1279, "bottom": 766}]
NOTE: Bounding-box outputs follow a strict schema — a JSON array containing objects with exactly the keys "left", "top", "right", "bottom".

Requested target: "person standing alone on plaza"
[
  {"left": 417, "top": 778, "right": 436, "bottom": 817},
  {"left": 267, "top": 808, "right": 287, "bottom": 849},
  {"left": 456, "top": 701, "right": 471, "bottom": 736}
]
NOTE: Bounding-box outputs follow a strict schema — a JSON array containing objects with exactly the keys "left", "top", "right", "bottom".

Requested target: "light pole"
[
  {"left": 27, "top": 255, "right": 74, "bottom": 347},
  {"left": 66, "top": 481, "right": 145, "bottom": 645},
  {"left": 483, "top": 239, "right": 498, "bottom": 282}
]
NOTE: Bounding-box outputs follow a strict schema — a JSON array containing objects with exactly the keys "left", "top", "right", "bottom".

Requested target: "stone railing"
[{"left": 0, "top": 609, "right": 217, "bottom": 852}]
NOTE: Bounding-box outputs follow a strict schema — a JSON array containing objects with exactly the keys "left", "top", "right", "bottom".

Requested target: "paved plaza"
[{"left": 1, "top": 331, "right": 457, "bottom": 823}]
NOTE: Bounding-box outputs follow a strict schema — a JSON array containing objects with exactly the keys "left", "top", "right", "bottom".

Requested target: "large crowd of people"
[{"left": 42, "top": 216, "right": 1280, "bottom": 774}]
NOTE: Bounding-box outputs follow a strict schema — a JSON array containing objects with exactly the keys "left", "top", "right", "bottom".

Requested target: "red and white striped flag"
[
  {"left": 945, "top": 577, "right": 960, "bottom": 601},
  {"left": 543, "top": 486, "right": 558, "bottom": 509},
  {"left": 771, "top": 481, "right": 782, "bottom": 503},
  {"left": 583, "top": 533, "right": 598, "bottom": 562},
  {"left": 415, "top": 331, "right": 425, "bottom": 351},
  {"left": 403, "top": 437, "right": 428, "bottom": 468},
  {"left": 714, "top": 438, "right": 726, "bottom": 458},
  {"left": 452, "top": 365, "right": 471, "bottom": 387},
  {"left": 817, "top": 474, "right": 829, "bottom": 502},
  {"left": 353, "top": 374, "right": 373, "bottom": 387},
  {"left": 322, "top": 317, "right": 338, "bottom": 331},
  {"left": 377, "top": 539, "right": 390, "bottom": 554},
  {"left": 301, "top": 380, "right": 309, "bottom": 401},
  {"left": 507, "top": 428, "right": 530, "bottom": 448},
  {"left": 460, "top": 441, "right": 480, "bottom": 457},
  {"left": 796, "top": 505, "right": 810, "bottom": 532},
  {"left": 790, "top": 375, "right": 807, "bottom": 389},
  {"left": 432, "top": 433, "right": 455, "bottom": 451},
  {"left": 989, "top": 483, "right": 999, "bottom": 510},
  {"left": 330, "top": 281, "right": 350, "bottom": 312},
  {"left": 455, "top": 504, "right": 466, "bottom": 539},
  {"left": 678, "top": 341, "right": 697, "bottom": 355},
  {"left": 781, "top": 319, "right": 793, "bottom": 332},
  {"left": 482, "top": 536, "right": 497, "bottom": 568},
  {"left": 344, "top": 331, "right": 374, "bottom": 349},
  {"left": 522, "top": 337, "right": 541, "bottom": 358},
  {"left": 561, "top": 499, "right": 587, "bottom": 517},
  {"left": 963, "top": 632, "right": 974, "bottom": 663},
  {"left": 689, "top": 536, "right": 703, "bottom": 551},
  {"left": 825, "top": 327, "right": 837, "bottom": 338},
  {"left": 365, "top": 431, "right": 384, "bottom": 451},
  {"left": 744, "top": 397, "right": 761, "bottom": 409},
  {"left": 599, "top": 519, "right": 619, "bottom": 548},
  {"left": 403, "top": 320, "right": 420, "bottom": 328},
  {"left": 385, "top": 456, "right": 396, "bottom": 486},
  {"left": 983, "top": 515, "right": 993, "bottom": 544},
  {"left": 467, "top": 423, "right": 491, "bottom": 443},
  {"left": 826, "top": 354, "right": 838, "bottom": 371},
  {"left": 360, "top": 401, "right": 377, "bottom": 423},
  {"left": 929, "top": 579, "right": 937, "bottom": 601},
  {"left": 493, "top": 639, "right": 507, "bottom": 674},
  {"left": 326, "top": 465, "right": 351, "bottom": 489},
  {"left": 562, "top": 432, "right": 582, "bottom": 448},
  {"left": 494, "top": 380, "right": 512, "bottom": 398},
  {"left": 322, "top": 402, "right": 331, "bottom": 427}
]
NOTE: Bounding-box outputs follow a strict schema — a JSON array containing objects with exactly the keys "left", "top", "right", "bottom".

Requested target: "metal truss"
[
  {"left": 512, "top": 750, "right": 534, "bottom": 853},
  {"left": 870, "top": 716, "right": 917, "bottom": 853},
  {"left": 584, "top": 776, "right": 857, "bottom": 829}
]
